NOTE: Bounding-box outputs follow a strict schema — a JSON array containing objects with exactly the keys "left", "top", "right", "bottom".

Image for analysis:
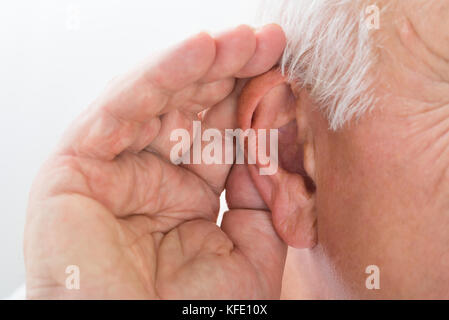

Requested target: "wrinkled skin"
[
  {"left": 25, "top": 0, "right": 449, "bottom": 300},
  {"left": 231, "top": 0, "right": 449, "bottom": 299},
  {"left": 24, "top": 25, "right": 289, "bottom": 299}
]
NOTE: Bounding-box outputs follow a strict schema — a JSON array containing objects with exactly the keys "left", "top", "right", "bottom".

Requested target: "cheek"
[
  {"left": 310, "top": 118, "right": 442, "bottom": 298},
  {"left": 311, "top": 126, "right": 402, "bottom": 298},
  {"left": 314, "top": 168, "right": 374, "bottom": 297},
  {"left": 306, "top": 93, "right": 449, "bottom": 297},
  {"left": 313, "top": 140, "right": 369, "bottom": 297}
]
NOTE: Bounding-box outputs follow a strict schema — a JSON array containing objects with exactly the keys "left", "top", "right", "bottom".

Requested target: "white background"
[{"left": 0, "top": 0, "right": 261, "bottom": 298}]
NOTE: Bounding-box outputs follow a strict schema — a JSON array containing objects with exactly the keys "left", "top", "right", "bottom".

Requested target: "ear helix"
[{"left": 238, "top": 69, "right": 286, "bottom": 130}]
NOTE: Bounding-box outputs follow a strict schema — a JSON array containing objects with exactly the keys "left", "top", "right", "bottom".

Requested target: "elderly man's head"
[{"left": 238, "top": 0, "right": 449, "bottom": 298}]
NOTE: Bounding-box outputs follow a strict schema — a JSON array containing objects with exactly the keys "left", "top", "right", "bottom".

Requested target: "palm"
[
  {"left": 25, "top": 25, "right": 287, "bottom": 299},
  {"left": 32, "top": 155, "right": 283, "bottom": 299}
]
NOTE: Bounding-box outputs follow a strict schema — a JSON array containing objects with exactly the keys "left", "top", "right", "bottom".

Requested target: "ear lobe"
[
  {"left": 237, "top": 69, "right": 317, "bottom": 249},
  {"left": 246, "top": 165, "right": 317, "bottom": 248}
]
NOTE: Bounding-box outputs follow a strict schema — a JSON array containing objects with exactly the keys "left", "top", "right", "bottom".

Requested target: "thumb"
[{"left": 220, "top": 208, "right": 287, "bottom": 298}]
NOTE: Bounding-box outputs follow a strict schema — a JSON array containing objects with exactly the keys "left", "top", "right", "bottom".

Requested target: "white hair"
[{"left": 259, "top": 0, "right": 380, "bottom": 130}]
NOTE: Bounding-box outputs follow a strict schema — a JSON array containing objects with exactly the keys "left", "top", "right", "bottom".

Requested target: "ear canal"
[{"left": 237, "top": 68, "right": 317, "bottom": 249}]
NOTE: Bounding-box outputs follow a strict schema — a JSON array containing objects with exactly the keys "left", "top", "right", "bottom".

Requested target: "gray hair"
[{"left": 259, "top": 0, "right": 380, "bottom": 130}]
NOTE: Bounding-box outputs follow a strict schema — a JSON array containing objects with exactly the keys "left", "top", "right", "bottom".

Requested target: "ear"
[{"left": 238, "top": 69, "right": 317, "bottom": 249}]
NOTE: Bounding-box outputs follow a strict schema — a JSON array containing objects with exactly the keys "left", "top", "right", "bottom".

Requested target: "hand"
[{"left": 24, "top": 25, "right": 287, "bottom": 299}]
